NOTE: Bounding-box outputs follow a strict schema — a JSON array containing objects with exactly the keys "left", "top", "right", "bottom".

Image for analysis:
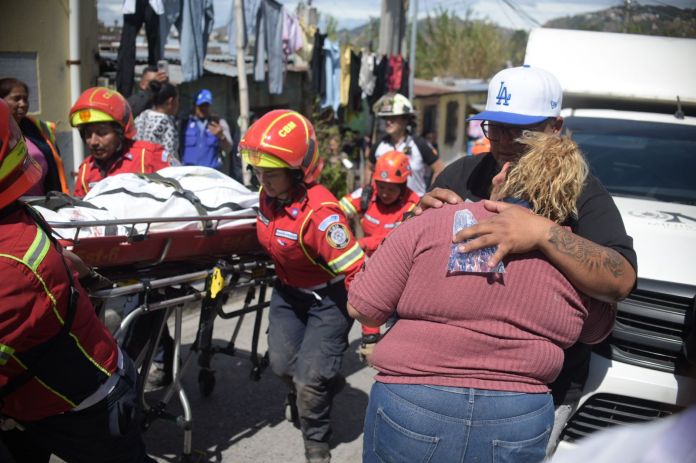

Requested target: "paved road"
[{"left": 142, "top": 288, "right": 375, "bottom": 463}]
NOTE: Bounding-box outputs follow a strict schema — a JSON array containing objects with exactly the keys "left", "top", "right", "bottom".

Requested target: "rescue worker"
[
  {"left": 0, "top": 99, "right": 154, "bottom": 462},
  {"left": 339, "top": 150, "right": 420, "bottom": 358},
  {"left": 368, "top": 93, "right": 444, "bottom": 196},
  {"left": 69, "top": 87, "right": 177, "bottom": 197},
  {"left": 240, "top": 110, "right": 365, "bottom": 463}
]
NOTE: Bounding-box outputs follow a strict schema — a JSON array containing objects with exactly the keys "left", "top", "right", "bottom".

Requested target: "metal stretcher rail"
[{"left": 53, "top": 213, "right": 273, "bottom": 461}]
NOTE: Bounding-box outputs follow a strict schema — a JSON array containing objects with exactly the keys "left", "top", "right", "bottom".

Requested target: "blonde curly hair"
[{"left": 494, "top": 132, "right": 588, "bottom": 224}]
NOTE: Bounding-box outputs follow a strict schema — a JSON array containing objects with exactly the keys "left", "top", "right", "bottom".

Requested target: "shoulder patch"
[
  {"left": 325, "top": 223, "right": 350, "bottom": 249},
  {"left": 318, "top": 214, "right": 340, "bottom": 231}
]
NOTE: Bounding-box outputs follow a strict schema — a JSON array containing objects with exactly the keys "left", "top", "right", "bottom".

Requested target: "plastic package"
[{"left": 447, "top": 209, "right": 506, "bottom": 274}]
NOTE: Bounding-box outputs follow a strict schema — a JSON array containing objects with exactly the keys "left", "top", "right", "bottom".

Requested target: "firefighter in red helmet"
[
  {"left": 240, "top": 110, "right": 365, "bottom": 463},
  {"left": 0, "top": 99, "right": 155, "bottom": 462},
  {"left": 339, "top": 150, "right": 420, "bottom": 360},
  {"left": 69, "top": 87, "right": 176, "bottom": 197}
]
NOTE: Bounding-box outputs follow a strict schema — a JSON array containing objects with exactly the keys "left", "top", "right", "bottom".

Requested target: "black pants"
[
  {"left": 116, "top": 0, "right": 161, "bottom": 97},
  {"left": 0, "top": 356, "right": 155, "bottom": 463}
]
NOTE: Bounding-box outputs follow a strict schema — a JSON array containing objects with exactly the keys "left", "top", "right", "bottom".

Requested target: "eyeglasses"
[{"left": 481, "top": 120, "right": 549, "bottom": 142}]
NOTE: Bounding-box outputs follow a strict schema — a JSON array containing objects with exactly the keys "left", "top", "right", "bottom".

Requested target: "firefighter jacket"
[
  {"left": 0, "top": 205, "right": 119, "bottom": 421},
  {"left": 339, "top": 185, "right": 420, "bottom": 256},
  {"left": 74, "top": 140, "right": 177, "bottom": 197},
  {"left": 256, "top": 183, "right": 365, "bottom": 290}
]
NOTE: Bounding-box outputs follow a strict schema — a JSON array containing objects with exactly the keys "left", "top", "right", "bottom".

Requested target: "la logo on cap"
[{"left": 495, "top": 81, "right": 512, "bottom": 107}]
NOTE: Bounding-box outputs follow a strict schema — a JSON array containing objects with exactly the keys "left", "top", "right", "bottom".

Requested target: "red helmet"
[
  {"left": 373, "top": 150, "right": 411, "bottom": 184},
  {"left": 69, "top": 87, "right": 136, "bottom": 139},
  {"left": 239, "top": 110, "right": 322, "bottom": 183},
  {"left": 0, "top": 100, "right": 41, "bottom": 208}
]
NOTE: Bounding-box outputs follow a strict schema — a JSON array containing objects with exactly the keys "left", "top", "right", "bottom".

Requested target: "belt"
[
  {"left": 299, "top": 275, "right": 345, "bottom": 292},
  {"left": 294, "top": 275, "right": 345, "bottom": 301},
  {"left": 71, "top": 347, "right": 125, "bottom": 412}
]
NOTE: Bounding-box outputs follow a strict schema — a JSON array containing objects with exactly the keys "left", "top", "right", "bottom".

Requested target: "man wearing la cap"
[
  {"left": 0, "top": 100, "right": 155, "bottom": 462},
  {"left": 369, "top": 93, "right": 444, "bottom": 196},
  {"left": 418, "top": 65, "right": 637, "bottom": 453},
  {"left": 180, "top": 89, "right": 233, "bottom": 170}
]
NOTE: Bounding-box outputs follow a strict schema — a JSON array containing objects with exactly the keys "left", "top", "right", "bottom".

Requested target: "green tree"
[{"left": 415, "top": 8, "right": 527, "bottom": 79}]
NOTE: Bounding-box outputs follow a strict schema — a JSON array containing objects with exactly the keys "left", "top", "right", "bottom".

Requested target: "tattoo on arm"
[{"left": 548, "top": 225, "right": 625, "bottom": 278}]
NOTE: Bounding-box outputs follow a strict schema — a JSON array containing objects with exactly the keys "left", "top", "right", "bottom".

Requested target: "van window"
[{"left": 564, "top": 117, "right": 696, "bottom": 206}]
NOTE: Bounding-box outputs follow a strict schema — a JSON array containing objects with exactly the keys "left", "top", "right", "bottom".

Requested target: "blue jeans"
[
  {"left": 363, "top": 383, "right": 553, "bottom": 463},
  {"left": 268, "top": 280, "right": 353, "bottom": 443}
]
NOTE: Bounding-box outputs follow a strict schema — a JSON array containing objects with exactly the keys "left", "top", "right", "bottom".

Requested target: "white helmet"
[{"left": 373, "top": 93, "right": 416, "bottom": 117}]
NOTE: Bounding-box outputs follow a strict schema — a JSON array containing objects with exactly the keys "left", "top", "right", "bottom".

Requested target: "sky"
[{"left": 97, "top": 0, "right": 694, "bottom": 31}]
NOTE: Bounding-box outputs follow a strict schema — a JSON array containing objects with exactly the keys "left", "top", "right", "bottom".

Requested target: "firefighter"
[
  {"left": 69, "top": 87, "right": 177, "bottom": 197},
  {"left": 0, "top": 100, "right": 154, "bottom": 462},
  {"left": 240, "top": 110, "right": 365, "bottom": 463},
  {"left": 339, "top": 150, "right": 420, "bottom": 358}
]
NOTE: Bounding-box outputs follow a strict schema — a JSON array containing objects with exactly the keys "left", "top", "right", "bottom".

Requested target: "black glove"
[{"left": 80, "top": 270, "right": 114, "bottom": 292}]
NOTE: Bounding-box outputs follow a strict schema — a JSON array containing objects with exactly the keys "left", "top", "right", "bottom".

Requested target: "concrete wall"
[
  {"left": 0, "top": 0, "right": 99, "bottom": 185},
  {"left": 414, "top": 92, "right": 486, "bottom": 164}
]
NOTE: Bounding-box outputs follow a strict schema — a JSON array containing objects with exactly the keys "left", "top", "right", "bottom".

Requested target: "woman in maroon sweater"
[{"left": 348, "top": 132, "right": 616, "bottom": 463}]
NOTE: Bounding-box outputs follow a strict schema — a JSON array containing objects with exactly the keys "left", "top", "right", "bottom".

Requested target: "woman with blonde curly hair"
[{"left": 348, "top": 132, "right": 615, "bottom": 463}]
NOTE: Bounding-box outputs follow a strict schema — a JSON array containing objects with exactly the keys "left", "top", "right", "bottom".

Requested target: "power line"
[{"left": 499, "top": 0, "right": 541, "bottom": 27}]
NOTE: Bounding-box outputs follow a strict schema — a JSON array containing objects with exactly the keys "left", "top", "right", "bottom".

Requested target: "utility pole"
[
  {"left": 408, "top": 0, "right": 418, "bottom": 98},
  {"left": 379, "top": 0, "right": 407, "bottom": 56},
  {"left": 622, "top": 0, "right": 632, "bottom": 33},
  {"left": 234, "top": 0, "right": 251, "bottom": 184}
]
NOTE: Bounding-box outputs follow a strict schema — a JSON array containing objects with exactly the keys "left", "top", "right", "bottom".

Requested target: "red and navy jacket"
[
  {"left": 339, "top": 185, "right": 420, "bottom": 256},
  {"left": 74, "top": 139, "right": 177, "bottom": 197},
  {"left": 0, "top": 205, "right": 119, "bottom": 421},
  {"left": 256, "top": 183, "right": 365, "bottom": 290}
]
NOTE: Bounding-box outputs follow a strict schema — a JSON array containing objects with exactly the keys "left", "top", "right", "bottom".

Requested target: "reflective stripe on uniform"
[
  {"left": 339, "top": 197, "right": 357, "bottom": 216},
  {"left": 80, "top": 163, "right": 89, "bottom": 194},
  {"left": 140, "top": 148, "right": 146, "bottom": 172},
  {"left": 327, "top": 242, "right": 364, "bottom": 274},
  {"left": 23, "top": 226, "right": 51, "bottom": 271}
]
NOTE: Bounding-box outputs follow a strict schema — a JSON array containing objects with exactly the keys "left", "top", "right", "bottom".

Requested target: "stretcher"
[{"left": 49, "top": 213, "right": 274, "bottom": 462}]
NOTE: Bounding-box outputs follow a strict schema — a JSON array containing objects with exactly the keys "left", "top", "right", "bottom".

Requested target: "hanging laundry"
[
  {"left": 387, "top": 55, "right": 404, "bottom": 93},
  {"left": 282, "top": 7, "right": 304, "bottom": 58},
  {"left": 320, "top": 38, "right": 340, "bottom": 112},
  {"left": 177, "top": 0, "right": 214, "bottom": 82},
  {"left": 297, "top": 19, "right": 317, "bottom": 63},
  {"left": 310, "top": 30, "right": 326, "bottom": 96},
  {"left": 227, "top": 0, "right": 261, "bottom": 58},
  {"left": 339, "top": 46, "right": 352, "bottom": 108},
  {"left": 368, "top": 55, "right": 389, "bottom": 111},
  {"left": 158, "top": 0, "right": 180, "bottom": 57},
  {"left": 348, "top": 50, "right": 363, "bottom": 112},
  {"left": 254, "top": 0, "right": 284, "bottom": 95},
  {"left": 359, "top": 52, "right": 376, "bottom": 97},
  {"left": 116, "top": 0, "right": 164, "bottom": 97}
]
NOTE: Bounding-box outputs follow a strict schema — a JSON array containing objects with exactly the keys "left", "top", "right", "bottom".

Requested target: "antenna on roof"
[{"left": 675, "top": 96, "right": 685, "bottom": 120}]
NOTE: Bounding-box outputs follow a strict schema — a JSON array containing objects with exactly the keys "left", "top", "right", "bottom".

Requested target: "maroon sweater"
[{"left": 348, "top": 202, "right": 615, "bottom": 393}]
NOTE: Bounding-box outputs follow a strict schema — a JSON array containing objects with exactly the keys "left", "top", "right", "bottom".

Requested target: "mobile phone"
[{"left": 157, "top": 59, "right": 169, "bottom": 75}]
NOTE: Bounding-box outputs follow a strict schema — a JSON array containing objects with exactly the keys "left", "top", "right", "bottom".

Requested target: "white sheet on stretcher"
[{"left": 37, "top": 166, "right": 260, "bottom": 239}]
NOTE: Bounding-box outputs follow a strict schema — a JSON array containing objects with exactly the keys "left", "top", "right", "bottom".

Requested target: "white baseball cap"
[{"left": 468, "top": 65, "right": 563, "bottom": 125}]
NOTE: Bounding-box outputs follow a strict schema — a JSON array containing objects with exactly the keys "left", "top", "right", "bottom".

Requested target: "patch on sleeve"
[
  {"left": 318, "top": 214, "right": 340, "bottom": 231},
  {"left": 325, "top": 223, "right": 350, "bottom": 249}
]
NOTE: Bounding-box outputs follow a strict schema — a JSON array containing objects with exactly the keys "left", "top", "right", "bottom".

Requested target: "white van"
[{"left": 524, "top": 28, "right": 696, "bottom": 454}]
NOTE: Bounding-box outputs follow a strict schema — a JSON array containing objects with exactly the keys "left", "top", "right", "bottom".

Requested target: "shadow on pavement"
[{"left": 142, "top": 337, "right": 371, "bottom": 462}]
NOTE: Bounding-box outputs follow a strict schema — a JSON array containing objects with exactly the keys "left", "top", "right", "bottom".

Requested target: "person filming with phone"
[{"left": 180, "top": 89, "right": 233, "bottom": 171}]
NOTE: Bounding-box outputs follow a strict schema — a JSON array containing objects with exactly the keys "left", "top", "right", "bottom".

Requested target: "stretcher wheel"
[{"left": 198, "top": 369, "right": 216, "bottom": 397}]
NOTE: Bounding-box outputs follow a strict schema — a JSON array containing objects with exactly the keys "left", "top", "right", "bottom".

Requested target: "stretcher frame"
[{"left": 49, "top": 215, "right": 274, "bottom": 462}]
